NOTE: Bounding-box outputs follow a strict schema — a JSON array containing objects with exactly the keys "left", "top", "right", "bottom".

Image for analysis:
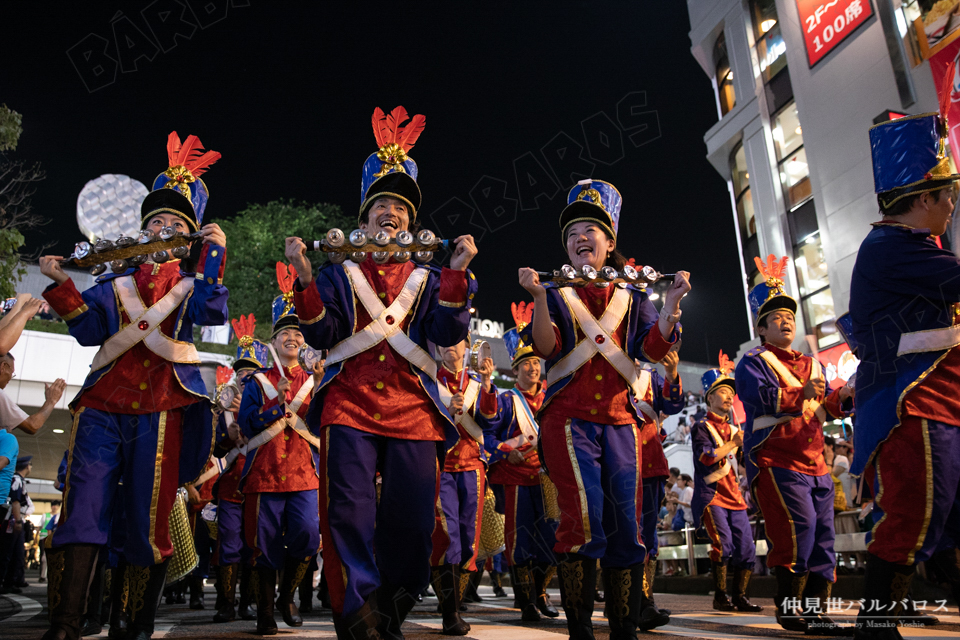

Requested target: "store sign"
[
  {"left": 929, "top": 40, "right": 960, "bottom": 174},
  {"left": 816, "top": 343, "right": 860, "bottom": 390},
  {"left": 470, "top": 317, "right": 504, "bottom": 339},
  {"left": 797, "top": 0, "right": 873, "bottom": 67}
]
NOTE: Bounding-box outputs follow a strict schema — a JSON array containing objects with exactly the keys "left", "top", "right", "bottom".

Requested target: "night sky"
[{"left": 2, "top": 1, "right": 750, "bottom": 365}]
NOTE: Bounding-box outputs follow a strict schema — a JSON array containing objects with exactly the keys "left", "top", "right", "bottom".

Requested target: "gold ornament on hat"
[{"left": 576, "top": 187, "right": 606, "bottom": 210}]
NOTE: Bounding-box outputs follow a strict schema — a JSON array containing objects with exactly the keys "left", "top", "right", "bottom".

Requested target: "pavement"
[{"left": 3, "top": 570, "right": 959, "bottom": 639}]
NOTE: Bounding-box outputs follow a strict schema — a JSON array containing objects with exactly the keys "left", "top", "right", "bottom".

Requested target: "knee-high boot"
[
  {"left": 431, "top": 564, "right": 469, "bottom": 635},
  {"left": 514, "top": 562, "right": 541, "bottom": 621},
  {"left": 79, "top": 561, "right": 105, "bottom": 636},
  {"left": 375, "top": 582, "right": 418, "bottom": 640},
  {"left": 712, "top": 561, "right": 734, "bottom": 611},
  {"left": 774, "top": 567, "right": 808, "bottom": 632},
  {"left": 534, "top": 562, "right": 559, "bottom": 617},
  {"left": 42, "top": 544, "right": 100, "bottom": 640},
  {"left": 238, "top": 564, "right": 257, "bottom": 620},
  {"left": 125, "top": 560, "right": 171, "bottom": 640},
  {"left": 107, "top": 559, "right": 128, "bottom": 640},
  {"left": 298, "top": 568, "right": 314, "bottom": 614},
  {"left": 558, "top": 553, "right": 596, "bottom": 640},
  {"left": 213, "top": 563, "right": 238, "bottom": 623},
  {"left": 802, "top": 573, "right": 851, "bottom": 636},
  {"left": 276, "top": 557, "right": 307, "bottom": 627},
  {"left": 731, "top": 566, "right": 762, "bottom": 612},
  {"left": 255, "top": 566, "right": 278, "bottom": 635},
  {"left": 853, "top": 553, "right": 915, "bottom": 640},
  {"left": 642, "top": 557, "right": 670, "bottom": 616}
]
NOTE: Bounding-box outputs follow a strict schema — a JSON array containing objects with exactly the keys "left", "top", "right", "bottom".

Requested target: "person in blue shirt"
[{"left": 0, "top": 442, "right": 22, "bottom": 595}]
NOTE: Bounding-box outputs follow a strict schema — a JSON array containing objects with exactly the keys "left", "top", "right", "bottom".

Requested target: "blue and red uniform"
[
  {"left": 294, "top": 257, "right": 475, "bottom": 626},
  {"left": 212, "top": 412, "right": 250, "bottom": 567}
]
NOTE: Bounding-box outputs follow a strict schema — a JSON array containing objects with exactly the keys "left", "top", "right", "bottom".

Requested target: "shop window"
[
  {"left": 794, "top": 233, "right": 830, "bottom": 296},
  {"left": 774, "top": 102, "right": 812, "bottom": 210},
  {"left": 802, "top": 287, "right": 838, "bottom": 349},
  {"left": 750, "top": 0, "right": 778, "bottom": 40},
  {"left": 715, "top": 33, "right": 736, "bottom": 116},
  {"left": 750, "top": 0, "right": 786, "bottom": 82}
]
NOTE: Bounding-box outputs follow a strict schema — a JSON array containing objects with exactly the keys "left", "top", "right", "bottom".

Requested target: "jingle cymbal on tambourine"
[
  {"left": 298, "top": 344, "right": 326, "bottom": 372},
  {"left": 216, "top": 381, "right": 240, "bottom": 410},
  {"left": 535, "top": 263, "right": 675, "bottom": 287},
  {"left": 304, "top": 228, "right": 448, "bottom": 257},
  {"left": 469, "top": 339, "right": 492, "bottom": 371},
  {"left": 61, "top": 226, "right": 201, "bottom": 274}
]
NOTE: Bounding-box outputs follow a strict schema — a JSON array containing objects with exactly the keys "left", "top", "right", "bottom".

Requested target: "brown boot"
[
  {"left": 432, "top": 564, "right": 469, "bottom": 635},
  {"left": 213, "top": 563, "right": 238, "bottom": 623},
  {"left": 774, "top": 567, "right": 808, "bottom": 632},
  {"left": 42, "top": 544, "right": 100, "bottom": 640},
  {"left": 276, "top": 557, "right": 307, "bottom": 627},
  {"left": 558, "top": 554, "right": 596, "bottom": 640},
  {"left": 254, "top": 566, "right": 278, "bottom": 635},
  {"left": 712, "top": 562, "right": 734, "bottom": 611},
  {"left": 731, "top": 567, "right": 762, "bottom": 612},
  {"left": 124, "top": 560, "right": 170, "bottom": 640}
]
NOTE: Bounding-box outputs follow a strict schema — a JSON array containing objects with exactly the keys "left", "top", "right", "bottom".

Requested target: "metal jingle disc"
[
  {"left": 128, "top": 254, "right": 147, "bottom": 266},
  {"left": 328, "top": 251, "right": 347, "bottom": 264},
  {"left": 622, "top": 265, "right": 638, "bottom": 281},
  {"left": 394, "top": 251, "right": 412, "bottom": 263},
  {"left": 417, "top": 229, "right": 436, "bottom": 246},
  {"left": 560, "top": 264, "right": 577, "bottom": 279},
  {"left": 326, "top": 228, "right": 345, "bottom": 248},
  {"left": 395, "top": 230, "right": 414, "bottom": 247},
  {"left": 413, "top": 251, "right": 433, "bottom": 263},
  {"left": 89, "top": 263, "right": 107, "bottom": 276},
  {"left": 298, "top": 344, "right": 323, "bottom": 372},
  {"left": 171, "top": 245, "right": 190, "bottom": 259},
  {"left": 600, "top": 266, "right": 617, "bottom": 281},
  {"left": 581, "top": 265, "right": 598, "bottom": 280},
  {"left": 372, "top": 251, "right": 390, "bottom": 264},
  {"left": 74, "top": 241, "right": 92, "bottom": 259},
  {"left": 641, "top": 265, "right": 658, "bottom": 283},
  {"left": 137, "top": 229, "right": 156, "bottom": 244},
  {"left": 110, "top": 259, "right": 129, "bottom": 273},
  {"left": 349, "top": 229, "right": 367, "bottom": 247},
  {"left": 350, "top": 251, "right": 368, "bottom": 263},
  {"left": 94, "top": 238, "right": 114, "bottom": 253},
  {"left": 115, "top": 235, "right": 135, "bottom": 248},
  {"left": 151, "top": 250, "right": 170, "bottom": 263},
  {"left": 216, "top": 382, "right": 239, "bottom": 410},
  {"left": 373, "top": 230, "right": 390, "bottom": 247},
  {"left": 159, "top": 226, "right": 178, "bottom": 241},
  {"left": 469, "top": 339, "right": 492, "bottom": 372}
]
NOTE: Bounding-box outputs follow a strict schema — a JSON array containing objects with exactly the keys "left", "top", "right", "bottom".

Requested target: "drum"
[
  {"left": 469, "top": 340, "right": 491, "bottom": 372},
  {"left": 478, "top": 485, "right": 505, "bottom": 559},
  {"left": 298, "top": 344, "right": 325, "bottom": 372},
  {"left": 540, "top": 472, "right": 561, "bottom": 522},
  {"left": 166, "top": 489, "right": 199, "bottom": 584},
  {"left": 215, "top": 382, "right": 239, "bottom": 411}
]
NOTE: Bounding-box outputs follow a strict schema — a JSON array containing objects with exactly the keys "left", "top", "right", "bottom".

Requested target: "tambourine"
[
  {"left": 298, "top": 344, "right": 326, "bottom": 372},
  {"left": 215, "top": 381, "right": 240, "bottom": 410},
  {"left": 536, "top": 264, "right": 674, "bottom": 287},
  {"left": 469, "top": 340, "right": 492, "bottom": 372},
  {"left": 61, "top": 226, "right": 201, "bottom": 276},
  {"left": 304, "top": 228, "right": 448, "bottom": 265}
]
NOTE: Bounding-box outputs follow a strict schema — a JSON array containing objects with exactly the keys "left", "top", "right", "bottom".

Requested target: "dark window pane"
[
  {"left": 788, "top": 198, "right": 819, "bottom": 243},
  {"left": 765, "top": 68, "right": 794, "bottom": 114}
]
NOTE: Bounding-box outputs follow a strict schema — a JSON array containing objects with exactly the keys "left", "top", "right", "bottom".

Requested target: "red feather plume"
[
  {"left": 231, "top": 313, "right": 256, "bottom": 340},
  {"left": 216, "top": 366, "right": 233, "bottom": 386},
  {"left": 940, "top": 60, "right": 956, "bottom": 124},
  {"left": 625, "top": 257, "right": 637, "bottom": 268},
  {"left": 275, "top": 262, "right": 296, "bottom": 294},
  {"left": 754, "top": 254, "right": 788, "bottom": 281},
  {"left": 370, "top": 106, "right": 426, "bottom": 153},
  {"left": 718, "top": 350, "right": 734, "bottom": 375},
  {"left": 511, "top": 301, "right": 534, "bottom": 328},
  {"left": 165, "top": 131, "right": 221, "bottom": 177}
]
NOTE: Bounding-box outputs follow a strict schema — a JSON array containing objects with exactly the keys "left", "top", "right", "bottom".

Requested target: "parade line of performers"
[{"left": 27, "top": 103, "right": 960, "bottom": 640}]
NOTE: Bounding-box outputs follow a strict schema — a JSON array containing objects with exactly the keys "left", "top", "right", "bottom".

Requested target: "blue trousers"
[
  {"left": 541, "top": 417, "right": 645, "bottom": 567},
  {"left": 52, "top": 408, "right": 183, "bottom": 567},
  {"left": 319, "top": 425, "right": 439, "bottom": 617},
  {"left": 243, "top": 491, "right": 320, "bottom": 570},
  {"left": 217, "top": 500, "right": 249, "bottom": 566},
  {"left": 432, "top": 470, "right": 483, "bottom": 570},
  {"left": 702, "top": 505, "right": 756, "bottom": 569},
  {"left": 640, "top": 478, "right": 665, "bottom": 558},
  {"left": 503, "top": 483, "right": 557, "bottom": 566}
]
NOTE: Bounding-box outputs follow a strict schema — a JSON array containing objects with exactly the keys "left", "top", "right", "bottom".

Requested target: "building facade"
[{"left": 686, "top": 0, "right": 941, "bottom": 356}]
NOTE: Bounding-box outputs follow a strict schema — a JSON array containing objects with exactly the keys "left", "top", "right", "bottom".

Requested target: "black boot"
[
  {"left": 298, "top": 568, "right": 314, "bottom": 614},
  {"left": 732, "top": 567, "right": 762, "bottom": 612},
  {"left": 43, "top": 544, "right": 100, "bottom": 640},
  {"left": 317, "top": 569, "right": 332, "bottom": 609},
  {"left": 509, "top": 566, "right": 520, "bottom": 608},
  {"left": 375, "top": 582, "right": 418, "bottom": 640},
  {"left": 107, "top": 559, "right": 128, "bottom": 640},
  {"left": 515, "top": 562, "right": 541, "bottom": 621},
  {"left": 238, "top": 564, "right": 257, "bottom": 620},
  {"left": 603, "top": 565, "right": 648, "bottom": 639},
  {"left": 774, "top": 567, "right": 808, "bottom": 632},
  {"left": 334, "top": 592, "right": 383, "bottom": 639},
  {"left": 642, "top": 557, "right": 670, "bottom": 616},
  {"left": 431, "top": 564, "right": 470, "bottom": 635},
  {"left": 490, "top": 570, "right": 508, "bottom": 597},
  {"left": 853, "top": 553, "right": 915, "bottom": 640},
  {"left": 900, "top": 590, "right": 938, "bottom": 626},
  {"left": 213, "top": 563, "right": 238, "bottom": 623},
  {"left": 255, "top": 566, "right": 278, "bottom": 635},
  {"left": 125, "top": 560, "right": 170, "bottom": 640},
  {"left": 534, "top": 562, "right": 559, "bottom": 617},
  {"left": 558, "top": 553, "right": 596, "bottom": 640},
  {"left": 712, "top": 561, "right": 734, "bottom": 611},
  {"left": 80, "top": 562, "right": 105, "bottom": 636},
  {"left": 188, "top": 573, "right": 205, "bottom": 610},
  {"left": 928, "top": 547, "right": 960, "bottom": 613},
  {"left": 277, "top": 557, "right": 307, "bottom": 627},
  {"left": 802, "top": 572, "right": 851, "bottom": 636}
]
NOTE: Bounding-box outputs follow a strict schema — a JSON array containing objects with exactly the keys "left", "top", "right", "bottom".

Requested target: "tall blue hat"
[
  {"left": 701, "top": 351, "right": 735, "bottom": 397},
  {"left": 559, "top": 179, "right": 622, "bottom": 248},
  {"left": 748, "top": 254, "right": 797, "bottom": 326},
  {"left": 140, "top": 132, "right": 220, "bottom": 232},
  {"left": 359, "top": 106, "right": 426, "bottom": 224},
  {"left": 272, "top": 262, "right": 299, "bottom": 337},
  {"left": 230, "top": 314, "right": 269, "bottom": 372},
  {"left": 504, "top": 301, "right": 536, "bottom": 368}
]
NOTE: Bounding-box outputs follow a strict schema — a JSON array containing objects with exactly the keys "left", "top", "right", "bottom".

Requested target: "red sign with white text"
[
  {"left": 816, "top": 343, "right": 860, "bottom": 390},
  {"left": 796, "top": 0, "right": 873, "bottom": 67}
]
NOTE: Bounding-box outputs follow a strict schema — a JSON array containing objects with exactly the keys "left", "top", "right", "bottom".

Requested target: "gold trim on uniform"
[
  {"left": 61, "top": 304, "right": 89, "bottom": 322},
  {"left": 48, "top": 548, "right": 65, "bottom": 611},
  {"left": 148, "top": 411, "right": 168, "bottom": 564}
]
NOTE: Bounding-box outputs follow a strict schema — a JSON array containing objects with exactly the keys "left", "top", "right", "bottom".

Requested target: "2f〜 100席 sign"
[{"left": 797, "top": 0, "right": 873, "bottom": 67}]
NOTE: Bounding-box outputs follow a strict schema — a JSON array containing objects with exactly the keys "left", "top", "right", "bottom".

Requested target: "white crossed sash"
[
  {"left": 549, "top": 287, "right": 659, "bottom": 421},
  {"left": 219, "top": 412, "right": 249, "bottom": 470},
  {"left": 502, "top": 390, "right": 541, "bottom": 450},
  {"left": 244, "top": 373, "right": 318, "bottom": 450},
  {"left": 325, "top": 263, "right": 437, "bottom": 378},
  {"left": 703, "top": 420, "right": 739, "bottom": 484},
  {"left": 438, "top": 377, "right": 484, "bottom": 445},
  {"left": 897, "top": 323, "right": 960, "bottom": 355},
  {"left": 91, "top": 276, "right": 198, "bottom": 371},
  {"left": 752, "top": 350, "right": 826, "bottom": 431},
  {"left": 195, "top": 458, "right": 224, "bottom": 485}
]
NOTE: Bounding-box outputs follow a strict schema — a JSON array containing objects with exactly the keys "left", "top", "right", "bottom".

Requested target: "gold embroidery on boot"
[
  {"left": 737, "top": 568, "right": 753, "bottom": 596},
  {"left": 542, "top": 565, "right": 557, "bottom": 599},
  {"left": 890, "top": 571, "right": 913, "bottom": 616},
  {"left": 643, "top": 559, "right": 655, "bottom": 599},
  {"left": 48, "top": 549, "right": 65, "bottom": 611},
  {"left": 458, "top": 570, "right": 471, "bottom": 601},
  {"left": 126, "top": 565, "right": 151, "bottom": 621},
  {"left": 516, "top": 565, "right": 534, "bottom": 601},
  {"left": 560, "top": 560, "right": 584, "bottom": 612},
  {"left": 618, "top": 570, "right": 632, "bottom": 618},
  {"left": 288, "top": 562, "right": 309, "bottom": 599},
  {"left": 249, "top": 569, "right": 260, "bottom": 606}
]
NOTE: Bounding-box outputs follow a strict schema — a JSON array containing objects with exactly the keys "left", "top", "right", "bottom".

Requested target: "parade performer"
[
  {"left": 212, "top": 317, "right": 268, "bottom": 624},
  {"left": 691, "top": 354, "right": 761, "bottom": 613},
  {"left": 184, "top": 453, "right": 218, "bottom": 611},
  {"left": 849, "top": 99, "right": 960, "bottom": 637},
  {"left": 430, "top": 336, "right": 492, "bottom": 635},
  {"left": 39, "top": 132, "right": 226, "bottom": 640},
  {"left": 518, "top": 179, "right": 690, "bottom": 640},
  {"left": 478, "top": 302, "right": 558, "bottom": 623},
  {"left": 735, "top": 255, "right": 853, "bottom": 634},
  {"left": 239, "top": 264, "right": 323, "bottom": 635},
  {"left": 635, "top": 349, "right": 684, "bottom": 629},
  {"left": 284, "top": 105, "right": 478, "bottom": 640}
]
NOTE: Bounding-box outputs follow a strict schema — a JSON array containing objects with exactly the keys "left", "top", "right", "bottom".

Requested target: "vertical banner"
[{"left": 929, "top": 39, "right": 960, "bottom": 176}]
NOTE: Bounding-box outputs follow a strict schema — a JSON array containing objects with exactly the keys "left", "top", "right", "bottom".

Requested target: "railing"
[{"left": 656, "top": 510, "right": 866, "bottom": 576}]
